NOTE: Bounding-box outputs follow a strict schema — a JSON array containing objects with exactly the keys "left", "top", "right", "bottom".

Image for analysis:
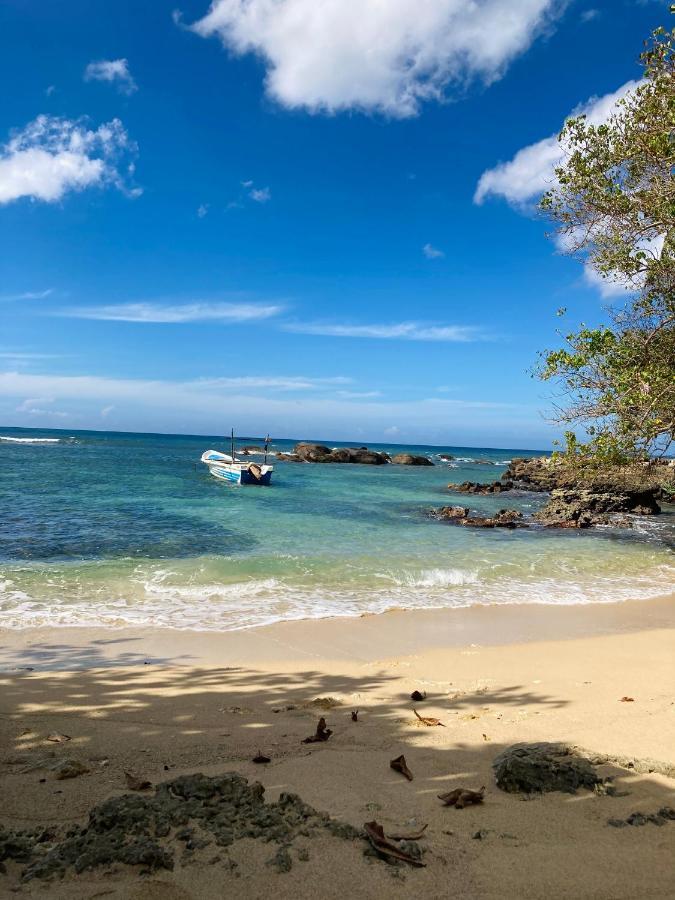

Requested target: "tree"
[{"left": 538, "top": 25, "right": 675, "bottom": 461}]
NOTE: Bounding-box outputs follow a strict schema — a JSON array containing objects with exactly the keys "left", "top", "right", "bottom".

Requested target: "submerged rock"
[
  {"left": 493, "top": 743, "right": 602, "bottom": 794},
  {"left": 447, "top": 481, "right": 513, "bottom": 494},
  {"left": 431, "top": 508, "right": 526, "bottom": 529}
]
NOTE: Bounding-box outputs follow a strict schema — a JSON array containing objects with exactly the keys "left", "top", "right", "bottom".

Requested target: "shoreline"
[{"left": 1, "top": 590, "right": 674, "bottom": 671}]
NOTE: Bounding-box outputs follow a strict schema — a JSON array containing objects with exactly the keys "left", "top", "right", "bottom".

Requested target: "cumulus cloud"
[
  {"left": 249, "top": 186, "right": 270, "bottom": 203},
  {"left": 84, "top": 59, "right": 137, "bottom": 94},
  {"left": 187, "top": 0, "right": 566, "bottom": 117},
  {"left": 284, "top": 321, "right": 483, "bottom": 342},
  {"left": 0, "top": 115, "right": 139, "bottom": 204},
  {"left": 474, "top": 80, "right": 641, "bottom": 206},
  {"left": 59, "top": 301, "right": 284, "bottom": 323},
  {"left": 423, "top": 243, "right": 444, "bottom": 259}
]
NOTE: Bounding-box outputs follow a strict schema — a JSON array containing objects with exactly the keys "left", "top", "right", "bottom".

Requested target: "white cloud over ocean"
[
  {"left": 84, "top": 59, "right": 137, "bottom": 94},
  {"left": 187, "top": 0, "right": 567, "bottom": 117},
  {"left": 59, "top": 301, "right": 284, "bottom": 323}
]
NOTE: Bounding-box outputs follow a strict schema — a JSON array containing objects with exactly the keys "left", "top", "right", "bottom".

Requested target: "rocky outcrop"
[
  {"left": 391, "top": 453, "right": 434, "bottom": 466},
  {"left": 447, "top": 480, "right": 513, "bottom": 494},
  {"left": 493, "top": 743, "right": 602, "bottom": 794},
  {"left": 535, "top": 487, "right": 661, "bottom": 528},
  {"left": 501, "top": 457, "right": 560, "bottom": 491},
  {"left": 289, "top": 443, "right": 390, "bottom": 465},
  {"left": 431, "top": 508, "right": 526, "bottom": 529}
]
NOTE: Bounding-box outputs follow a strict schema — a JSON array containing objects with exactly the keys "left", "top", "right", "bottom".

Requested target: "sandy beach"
[{"left": 1, "top": 596, "right": 674, "bottom": 899}]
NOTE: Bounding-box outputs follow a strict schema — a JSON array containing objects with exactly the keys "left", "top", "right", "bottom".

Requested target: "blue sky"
[{"left": 0, "top": 0, "right": 666, "bottom": 447}]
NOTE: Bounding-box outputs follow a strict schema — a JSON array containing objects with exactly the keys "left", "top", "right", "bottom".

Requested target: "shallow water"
[{"left": 1, "top": 428, "right": 674, "bottom": 630}]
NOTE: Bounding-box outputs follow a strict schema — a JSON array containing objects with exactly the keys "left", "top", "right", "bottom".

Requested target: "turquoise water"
[{"left": 1, "top": 428, "right": 674, "bottom": 630}]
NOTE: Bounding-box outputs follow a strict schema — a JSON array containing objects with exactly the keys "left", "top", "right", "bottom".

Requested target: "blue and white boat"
[{"left": 201, "top": 433, "right": 274, "bottom": 485}]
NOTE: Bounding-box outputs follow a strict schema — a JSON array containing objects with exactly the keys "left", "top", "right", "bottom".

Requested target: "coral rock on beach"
[{"left": 493, "top": 743, "right": 602, "bottom": 794}]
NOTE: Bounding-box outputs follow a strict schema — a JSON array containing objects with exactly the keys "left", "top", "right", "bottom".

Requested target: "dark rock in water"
[
  {"left": 391, "top": 453, "right": 434, "bottom": 466},
  {"left": 438, "top": 454, "right": 454, "bottom": 461},
  {"left": 447, "top": 480, "right": 513, "bottom": 494},
  {"left": 534, "top": 487, "right": 660, "bottom": 529},
  {"left": 493, "top": 743, "right": 602, "bottom": 794},
  {"left": 13, "top": 772, "right": 362, "bottom": 882},
  {"left": 431, "top": 508, "right": 526, "bottom": 529},
  {"left": 292, "top": 443, "right": 390, "bottom": 465},
  {"left": 433, "top": 506, "right": 470, "bottom": 520}
]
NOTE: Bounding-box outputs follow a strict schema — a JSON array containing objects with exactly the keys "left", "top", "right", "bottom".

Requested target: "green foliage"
[{"left": 538, "top": 25, "right": 675, "bottom": 460}]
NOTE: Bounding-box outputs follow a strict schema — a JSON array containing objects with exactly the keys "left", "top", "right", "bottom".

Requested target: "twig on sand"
[{"left": 413, "top": 708, "right": 445, "bottom": 727}]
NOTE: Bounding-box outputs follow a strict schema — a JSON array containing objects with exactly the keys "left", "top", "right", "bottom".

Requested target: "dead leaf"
[
  {"left": 413, "top": 708, "right": 445, "bottom": 727},
  {"left": 124, "top": 771, "right": 152, "bottom": 791},
  {"left": 437, "top": 786, "right": 485, "bottom": 809},
  {"left": 410, "top": 690, "right": 426, "bottom": 702},
  {"left": 620, "top": 697, "right": 635, "bottom": 702},
  {"left": 252, "top": 751, "right": 271, "bottom": 764},
  {"left": 390, "top": 754, "right": 413, "bottom": 781},
  {"left": 301, "top": 717, "right": 332, "bottom": 743},
  {"left": 46, "top": 732, "right": 71, "bottom": 743},
  {"left": 363, "top": 821, "right": 425, "bottom": 868}
]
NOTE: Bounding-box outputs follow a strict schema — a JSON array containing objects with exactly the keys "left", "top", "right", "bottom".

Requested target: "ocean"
[{"left": 1, "top": 428, "right": 674, "bottom": 631}]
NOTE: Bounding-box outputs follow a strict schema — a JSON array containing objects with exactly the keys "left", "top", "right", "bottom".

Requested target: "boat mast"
[
  {"left": 231, "top": 427, "right": 235, "bottom": 462},
  {"left": 264, "top": 434, "right": 270, "bottom": 464}
]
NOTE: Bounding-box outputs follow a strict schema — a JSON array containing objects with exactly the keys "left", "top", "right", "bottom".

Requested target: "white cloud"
[
  {"left": 197, "top": 203, "right": 209, "bottom": 217},
  {"left": 59, "top": 301, "right": 284, "bottom": 323},
  {"left": 187, "top": 0, "right": 566, "bottom": 117},
  {"left": 1, "top": 289, "right": 53, "bottom": 302},
  {"left": 249, "top": 186, "right": 270, "bottom": 203},
  {"left": 0, "top": 115, "right": 139, "bottom": 205},
  {"left": 15, "top": 397, "right": 69, "bottom": 418},
  {"left": 84, "top": 59, "right": 137, "bottom": 94},
  {"left": 580, "top": 8, "right": 599, "bottom": 22},
  {"left": 101, "top": 404, "right": 115, "bottom": 418},
  {"left": 474, "top": 80, "right": 641, "bottom": 205},
  {"left": 335, "top": 390, "right": 382, "bottom": 399},
  {"left": 45, "top": 85, "right": 56, "bottom": 97},
  {"left": 195, "top": 375, "right": 352, "bottom": 390},
  {"left": 284, "top": 321, "right": 483, "bottom": 342},
  {"left": 384, "top": 426, "right": 400, "bottom": 436},
  {"left": 423, "top": 243, "right": 444, "bottom": 259}
]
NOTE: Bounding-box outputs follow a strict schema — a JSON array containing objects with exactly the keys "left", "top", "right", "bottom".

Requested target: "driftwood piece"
[
  {"left": 390, "top": 754, "right": 413, "bottom": 781},
  {"left": 413, "top": 708, "right": 445, "bottom": 727},
  {"left": 302, "top": 717, "right": 333, "bottom": 743},
  {"left": 437, "top": 786, "right": 485, "bottom": 808},
  {"left": 363, "top": 821, "right": 426, "bottom": 867}
]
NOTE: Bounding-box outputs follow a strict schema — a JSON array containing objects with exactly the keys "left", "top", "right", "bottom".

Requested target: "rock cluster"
[
  {"left": 390, "top": 453, "right": 434, "bottom": 466},
  {"left": 278, "top": 443, "right": 391, "bottom": 465},
  {"left": 534, "top": 486, "right": 660, "bottom": 528},
  {"left": 447, "top": 480, "right": 512, "bottom": 494},
  {"left": 3, "top": 773, "right": 360, "bottom": 882}
]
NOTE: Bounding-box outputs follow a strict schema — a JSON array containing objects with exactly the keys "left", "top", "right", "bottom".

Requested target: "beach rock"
[
  {"left": 391, "top": 454, "right": 434, "bottom": 466},
  {"left": 432, "top": 508, "right": 526, "bottom": 529},
  {"left": 534, "top": 487, "right": 660, "bottom": 528},
  {"left": 438, "top": 454, "right": 455, "bottom": 461},
  {"left": 447, "top": 481, "right": 512, "bottom": 494},
  {"left": 53, "top": 758, "right": 90, "bottom": 780},
  {"left": 292, "top": 443, "right": 390, "bottom": 465},
  {"left": 608, "top": 808, "right": 675, "bottom": 828},
  {"left": 493, "top": 743, "right": 602, "bottom": 794},
  {"left": 16, "top": 772, "right": 362, "bottom": 882}
]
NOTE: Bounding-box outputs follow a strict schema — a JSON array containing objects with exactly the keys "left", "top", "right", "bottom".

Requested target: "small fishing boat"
[{"left": 201, "top": 432, "right": 273, "bottom": 485}]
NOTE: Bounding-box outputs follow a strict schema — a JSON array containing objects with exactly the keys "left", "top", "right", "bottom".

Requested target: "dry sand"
[{"left": 1, "top": 597, "right": 674, "bottom": 899}]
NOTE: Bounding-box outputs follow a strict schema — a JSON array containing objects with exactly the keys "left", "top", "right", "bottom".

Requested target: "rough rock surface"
[
  {"left": 3, "top": 772, "right": 361, "bottom": 882},
  {"left": 534, "top": 487, "right": 660, "bottom": 529},
  {"left": 493, "top": 743, "right": 602, "bottom": 794},
  {"left": 432, "top": 508, "right": 526, "bottom": 529},
  {"left": 288, "top": 443, "right": 390, "bottom": 465},
  {"left": 391, "top": 453, "right": 434, "bottom": 466},
  {"left": 447, "top": 480, "right": 512, "bottom": 494}
]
